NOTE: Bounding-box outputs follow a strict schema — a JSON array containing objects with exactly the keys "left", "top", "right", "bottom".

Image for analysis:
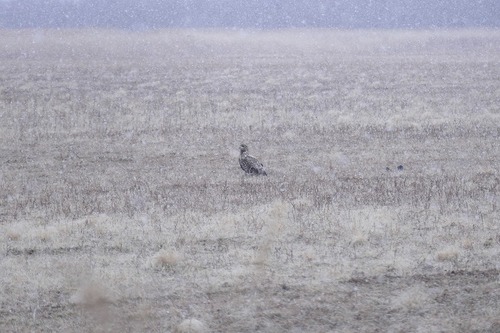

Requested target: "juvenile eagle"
[{"left": 239, "top": 144, "right": 267, "bottom": 176}]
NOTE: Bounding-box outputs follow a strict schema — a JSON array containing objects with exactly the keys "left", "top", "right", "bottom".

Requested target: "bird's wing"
[
  {"left": 246, "top": 155, "right": 265, "bottom": 172},
  {"left": 239, "top": 157, "right": 250, "bottom": 171}
]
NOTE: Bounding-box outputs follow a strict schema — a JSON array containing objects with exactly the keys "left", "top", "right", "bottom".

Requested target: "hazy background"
[{"left": 0, "top": 0, "right": 499, "bottom": 29}]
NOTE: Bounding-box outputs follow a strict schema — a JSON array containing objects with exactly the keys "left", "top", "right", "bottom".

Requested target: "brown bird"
[{"left": 239, "top": 144, "right": 267, "bottom": 176}]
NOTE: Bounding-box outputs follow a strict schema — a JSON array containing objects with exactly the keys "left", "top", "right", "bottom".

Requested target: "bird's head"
[{"left": 239, "top": 144, "right": 248, "bottom": 154}]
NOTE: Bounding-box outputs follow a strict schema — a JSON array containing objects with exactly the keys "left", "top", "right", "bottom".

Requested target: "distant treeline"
[{"left": 0, "top": 0, "right": 498, "bottom": 29}]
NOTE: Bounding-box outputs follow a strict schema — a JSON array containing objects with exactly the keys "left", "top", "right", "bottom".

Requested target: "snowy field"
[{"left": 1, "top": 29, "right": 499, "bottom": 332}]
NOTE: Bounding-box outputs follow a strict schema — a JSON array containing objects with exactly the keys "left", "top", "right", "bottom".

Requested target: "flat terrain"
[{"left": 1, "top": 29, "right": 499, "bottom": 332}]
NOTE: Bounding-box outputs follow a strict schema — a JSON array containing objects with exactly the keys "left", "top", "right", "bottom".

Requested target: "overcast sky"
[{"left": 0, "top": 0, "right": 499, "bottom": 29}]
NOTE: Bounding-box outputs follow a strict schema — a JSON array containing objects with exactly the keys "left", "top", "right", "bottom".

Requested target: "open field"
[{"left": 1, "top": 29, "right": 499, "bottom": 332}]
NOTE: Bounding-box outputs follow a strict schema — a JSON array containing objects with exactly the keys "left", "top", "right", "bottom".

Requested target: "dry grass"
[
  {"left": 0, "top": 28, "right": 499, "bottom": 332},
  {"left": 175, "top": 318, "right": 207, "bottom": 333}
]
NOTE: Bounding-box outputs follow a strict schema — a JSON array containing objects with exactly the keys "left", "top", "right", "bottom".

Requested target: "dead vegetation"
[{"left": 0, "top": 29, "right": 499, "bottom": 332}]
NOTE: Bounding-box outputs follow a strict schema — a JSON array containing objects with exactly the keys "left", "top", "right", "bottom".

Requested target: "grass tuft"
[
  {"left": 151, "top": 249, "right": 182, "bottom": 269},
  {"left": 436, "top": 248, "right": 459, "bottom": 262},
  {"left": 6, "top": 229, "right": 21, "bottom": 241},
  {"left": 175, "top": 318, "right": 207, "bottom": 333},
  {"left": 70, "top": 281, "right": 113, "bottom": 307}
]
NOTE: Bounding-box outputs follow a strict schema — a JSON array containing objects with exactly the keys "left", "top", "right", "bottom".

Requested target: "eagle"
[{"left": 239, "top": 144, "right": 267, "bottom": 176}]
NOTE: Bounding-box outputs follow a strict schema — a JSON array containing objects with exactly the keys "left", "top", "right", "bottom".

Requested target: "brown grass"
[{"left": 0, "top": 28, "right": 499, "bottom": 332}]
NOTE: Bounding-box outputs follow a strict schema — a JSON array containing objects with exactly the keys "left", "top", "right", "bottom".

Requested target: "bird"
[{"left": 239, "top": 144, "right": 267, "bottom": 176}]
